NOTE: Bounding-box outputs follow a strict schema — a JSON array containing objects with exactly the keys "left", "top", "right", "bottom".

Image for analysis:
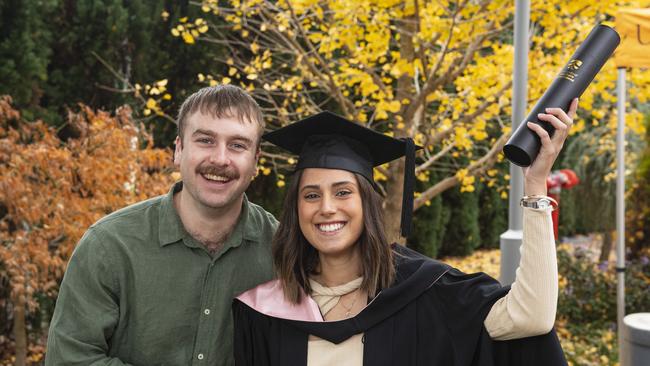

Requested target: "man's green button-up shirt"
[{"left": 46, "top": 183, "right": 277, "bottom": 366}]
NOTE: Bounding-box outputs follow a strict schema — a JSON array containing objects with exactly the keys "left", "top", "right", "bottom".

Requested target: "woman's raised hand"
[{"left": 522, "top": 98, "right": 579, "bottom": 196}]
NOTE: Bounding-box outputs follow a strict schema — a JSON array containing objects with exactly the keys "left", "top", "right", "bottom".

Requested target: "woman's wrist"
[{"left": 524, "top": 180, "right": 547, "bottom": 196}]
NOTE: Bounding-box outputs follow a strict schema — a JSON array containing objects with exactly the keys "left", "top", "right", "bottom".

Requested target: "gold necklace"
[{"left": 339, "top": 289, "right": 360, "bottom": 317}]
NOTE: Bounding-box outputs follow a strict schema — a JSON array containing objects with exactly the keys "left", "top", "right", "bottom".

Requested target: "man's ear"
[
  {"left": 251, "top": 146, "right": 262, "bottom": 181},
  {"left": 254, "top": 145, "right": 261, "bottom": 163},
  {"left": 173, "top": 136, "right": 182, "bottom": 166}
]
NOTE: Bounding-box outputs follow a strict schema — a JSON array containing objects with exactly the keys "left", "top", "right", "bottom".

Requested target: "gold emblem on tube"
[{"left": 558, "top": 59, "right": 583, "bottom": 82}]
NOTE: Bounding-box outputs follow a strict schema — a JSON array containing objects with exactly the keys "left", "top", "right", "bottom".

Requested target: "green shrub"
[
  {"left": 626, "top": 114, "right": 650, "bottom": 256},
  {"left": 477, "top": 184, "right": 507, "bottom": 249},
  {"left": 557, "top": 247, "right": 650, "bottom": 325},
  {"left": 557, "top": 248, "right": 616, "bottom": 324},
  {"left": 624, "top": 254, "right": 650, "bottom": 313},
  {"left": 436, "top": 185, "right": 481, "bottom": 256},
  {"left": 409, "top": 193, "right": 449, "bottom": 258},
  {"left": 409, "top": 178, "right": 507, "bottom": 258}
]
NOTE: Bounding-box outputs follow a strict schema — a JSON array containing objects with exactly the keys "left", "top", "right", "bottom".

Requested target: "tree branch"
[
  {"left": 282, "top": 0, "right": 357, "bottom": 116},
  {"left": 414, "top": 132, "right": 509, "bottom": 209},
  {"left": 416, "top": 143, "right": 455, "bottom": 174}
]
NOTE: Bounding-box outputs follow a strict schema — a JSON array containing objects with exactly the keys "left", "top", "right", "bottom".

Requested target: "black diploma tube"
[{"left": 503, "top": 24, "right": 620, "bottom": 167}]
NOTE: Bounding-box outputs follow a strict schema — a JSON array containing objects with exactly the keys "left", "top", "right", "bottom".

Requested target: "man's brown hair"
[
  {"left": 176, "top": 85, "right": 264, "bottom": 143},
  {"left": 272, "top": 170, "right": 395, "bottom": 303}
]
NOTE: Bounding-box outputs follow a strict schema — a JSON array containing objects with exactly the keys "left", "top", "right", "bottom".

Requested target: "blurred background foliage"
[{"left": 0, "top": 0, "right": 223, "bottom": 145}]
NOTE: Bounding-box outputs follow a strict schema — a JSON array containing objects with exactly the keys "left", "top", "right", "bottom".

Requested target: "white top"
[{"left": 307, "top": 207, "right": 557, "bottom": 366}]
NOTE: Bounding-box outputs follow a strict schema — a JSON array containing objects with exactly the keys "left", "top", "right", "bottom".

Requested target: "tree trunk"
[
  {"left": 13, "top": 298, "right": 27, "bottom": 366},
  {"left": 385, "top": 161, "right": 406, "bottom": 244},
  {"left": 599, "top": 230, "right": 613, "bottom": 263},
  {"left": 384, "top": 12, "right": 417, "bottom": 244}
]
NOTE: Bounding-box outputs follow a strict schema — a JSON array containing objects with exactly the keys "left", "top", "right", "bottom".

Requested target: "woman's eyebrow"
[
  {"left": 300, "top": 181, "right": 355, "bottom": 192},
  {"left": 331, "top": 181, "right": 354, "bottom": 188},
  {"left": 300, "top": 184, "right": 320, "bottom": 193}
]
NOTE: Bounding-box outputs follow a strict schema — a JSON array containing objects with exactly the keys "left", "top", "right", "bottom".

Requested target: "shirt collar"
[
  {"left": 158, "top": 182, "right": 186, "bottom": 246},
  {"left": 158, "top": 182, "right": 262, "bottom": 247}
]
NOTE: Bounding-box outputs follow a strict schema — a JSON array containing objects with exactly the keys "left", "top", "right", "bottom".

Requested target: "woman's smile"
[
  {"left": 298, "top": 168, "right": 364, "bottom": 256},
  {"left": 315, "top": 221, "right": 347, "bottom": 234}
]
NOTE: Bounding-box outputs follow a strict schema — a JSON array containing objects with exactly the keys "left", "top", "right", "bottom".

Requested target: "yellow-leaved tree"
[{"left": 171, "top": 0, "right": 649, "bottom": 241}]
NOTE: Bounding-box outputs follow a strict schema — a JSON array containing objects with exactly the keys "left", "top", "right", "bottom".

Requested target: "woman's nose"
[{"left": 319, "top": 195, "right": 337, "bottom": 215}]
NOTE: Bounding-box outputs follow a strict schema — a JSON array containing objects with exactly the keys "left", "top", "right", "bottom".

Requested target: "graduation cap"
[{"left": 263, "top": 111, "right": 419, "bottom": 238}]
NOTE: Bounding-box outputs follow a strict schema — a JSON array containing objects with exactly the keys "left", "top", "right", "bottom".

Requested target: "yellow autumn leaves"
[
  {"left": 158, "top": 0, "right": 650, "bottom": 204},
  {"left": 456, "top": 168, "right": 476, "bottom": 193},
  {"left": 170, "top": 17, "right": 210, "bottom": 44},
  {"left": 134, "top": 79, "right": 171, "bottom": 117}
]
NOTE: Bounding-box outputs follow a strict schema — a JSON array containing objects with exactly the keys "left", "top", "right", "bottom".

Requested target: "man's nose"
[{"left": 208, "top": 144, "right": 230, "bottom": 166}]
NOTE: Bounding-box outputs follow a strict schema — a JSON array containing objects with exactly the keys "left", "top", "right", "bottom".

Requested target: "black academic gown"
[{"left": 232, "top": 245, "right": 567, "bottom": 366}]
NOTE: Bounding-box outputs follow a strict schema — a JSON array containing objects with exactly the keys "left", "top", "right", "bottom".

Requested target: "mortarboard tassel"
[{"left": 400, "top": 138, "right": 415, "bottom": 238}]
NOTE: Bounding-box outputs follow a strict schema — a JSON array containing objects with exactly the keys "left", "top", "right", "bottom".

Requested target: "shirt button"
[
  {"left": 197, "top": 353, "right": 204, "bottom": 360},
  {"left": 204, "top": 309, "right": 210, "bottom": 315}
]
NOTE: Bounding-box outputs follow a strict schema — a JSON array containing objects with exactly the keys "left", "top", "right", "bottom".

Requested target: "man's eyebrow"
[
  {"left": 191, "top": 129, "right": 216, "bottom": 137},
  {"left": 230, "top": 135, "right": 255, "bottom": 145},
  {"left": 191, "top": 130, "right": 254, "bottom": 145}
]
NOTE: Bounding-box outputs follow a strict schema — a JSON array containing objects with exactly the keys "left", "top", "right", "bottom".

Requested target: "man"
[{"left": 45, "top": 85, "right": 277, "bottom": 365}]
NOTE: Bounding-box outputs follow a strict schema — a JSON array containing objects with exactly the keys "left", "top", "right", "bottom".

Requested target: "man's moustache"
[{"left": 197, "top": 165, "right": 239, "bottom": 179}]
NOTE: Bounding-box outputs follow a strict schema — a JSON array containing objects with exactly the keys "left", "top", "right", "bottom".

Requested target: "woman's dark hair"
[{"left": 272, "top": 169, "right": 395, "bottom": 304}]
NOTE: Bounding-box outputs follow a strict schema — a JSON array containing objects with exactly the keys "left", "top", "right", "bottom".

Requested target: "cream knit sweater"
[{"left": 307, "top": 207, "right": 557, "bottom": 366}]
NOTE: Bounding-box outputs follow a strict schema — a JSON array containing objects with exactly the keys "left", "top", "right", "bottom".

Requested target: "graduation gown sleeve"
[{"left": 426, "top": 267, "right": 567, "bottom": 365}]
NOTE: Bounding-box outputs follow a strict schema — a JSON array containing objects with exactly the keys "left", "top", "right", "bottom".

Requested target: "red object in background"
[{"left": 546, "top": 169, "right": 580, "bottom": 240}]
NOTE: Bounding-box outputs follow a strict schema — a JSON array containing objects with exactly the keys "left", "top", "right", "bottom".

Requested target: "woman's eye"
[
  {"left": 231, "top": 143, "right": 247, "bottom": 150},
  {"left": 197, "top": 138, "right": 212, "bottom": 144},
  {"left": 336, "top": 190, "right": 351, "bottom": 197},
  {"left": 304, "top": 193, "right": 319, "bottom": 200}
]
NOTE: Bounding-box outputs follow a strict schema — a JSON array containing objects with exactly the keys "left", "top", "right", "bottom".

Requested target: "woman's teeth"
[{"left": 317, "top": 222, "right": 345, "bottom": 232}]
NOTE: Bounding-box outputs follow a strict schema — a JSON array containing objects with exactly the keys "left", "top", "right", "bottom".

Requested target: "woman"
[{"left": 233, "top": 102, "right": 578, "bottom": 366}]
